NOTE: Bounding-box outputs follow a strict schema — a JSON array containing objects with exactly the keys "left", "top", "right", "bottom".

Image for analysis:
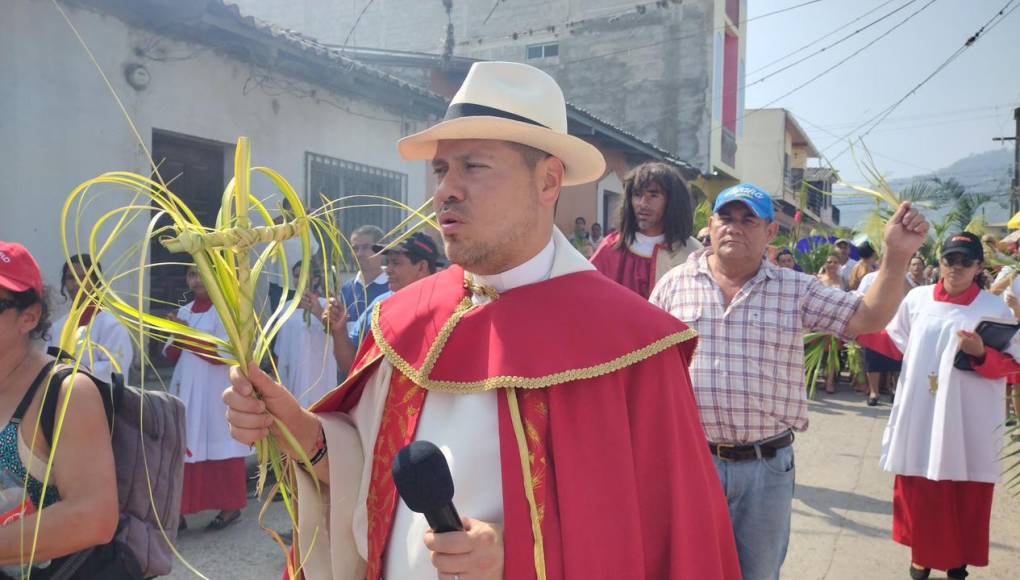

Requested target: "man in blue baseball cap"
[
  {"left": 651, "top": 182, "right": 930, "bottom": 578},
  {"left": 711, "top": 182, "right": 777, "bottom": 221}
]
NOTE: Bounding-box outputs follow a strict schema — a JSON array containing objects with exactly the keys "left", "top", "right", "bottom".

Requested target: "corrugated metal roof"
[{"left": 565, "top": 102, "right": 699, "bottom": 176}]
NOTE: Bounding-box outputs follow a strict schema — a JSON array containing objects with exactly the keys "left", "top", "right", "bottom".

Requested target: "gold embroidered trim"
[
  {"left": 506, "top": 388, "right": 547, "bottom": 580},
  {"left": 371, "top": 301, "right": 698, "bottom": 393},
  {"left": 464, "top": 275, "right": 501, "bottom": 302},
  {"left": 419, "top": 298, "right": 476, "bottom": 377}
]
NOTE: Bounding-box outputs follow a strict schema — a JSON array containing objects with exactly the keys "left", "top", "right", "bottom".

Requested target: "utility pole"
[{"left": 993, "top": 107, "right": 1020, "bottom": 215}]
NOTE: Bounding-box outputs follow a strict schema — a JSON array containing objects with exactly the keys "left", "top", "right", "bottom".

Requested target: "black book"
[{"left": 953, "top": 319, "right": 1020, "bottom": 371}]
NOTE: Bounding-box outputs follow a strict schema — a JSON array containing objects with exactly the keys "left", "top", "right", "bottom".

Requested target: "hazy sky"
[{"left": 744, "top": 0, "right": 1020, "bottom": 184}]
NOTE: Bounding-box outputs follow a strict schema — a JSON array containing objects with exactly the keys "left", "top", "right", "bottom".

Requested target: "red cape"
[
  {"left": 313, "top": 265, "right": 741, "bottom": 579},
  {"left": 590, "top": 231, "right": 656, "bottom": 298}
]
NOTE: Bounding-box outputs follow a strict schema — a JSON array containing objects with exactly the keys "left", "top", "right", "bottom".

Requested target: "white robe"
[
  {"left": 880, "top": 287, "right": 1018, "bottom": 483},
  {"left": 48, "top": 310, "right": 134, "bottom": 385},
  {"left": 294, "top": 228, "right": 594, "bottom": 580},
  {"left": 164, "top": 302, "right": 250, "bottom": 464},
  {"left": 275, "top": 297, "right": 339, "bottom": 408}
]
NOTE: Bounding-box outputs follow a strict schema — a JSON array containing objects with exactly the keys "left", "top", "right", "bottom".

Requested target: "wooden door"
[{"left": 148, "top": 133, "right": 224, "bottom": 364}]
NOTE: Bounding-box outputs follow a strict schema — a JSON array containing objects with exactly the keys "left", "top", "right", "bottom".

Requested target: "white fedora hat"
[{"left": 398, "top": 61, "right": 607, "bottom": 187}]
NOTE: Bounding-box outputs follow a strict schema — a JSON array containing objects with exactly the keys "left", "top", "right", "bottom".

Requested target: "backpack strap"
[
  {"left": 45, "top": 346, "right": 121, "bottom": 409},
  {"left": 10, "top": 361, "right": 58, "bottom": 425},
  {"left": 36, "top": 353, "right": 116, "bottom": 448}
]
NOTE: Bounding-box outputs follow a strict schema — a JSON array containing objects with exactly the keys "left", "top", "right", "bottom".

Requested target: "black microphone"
[{"left": 392, "top": 440, "right": 465, "bottom": 533}]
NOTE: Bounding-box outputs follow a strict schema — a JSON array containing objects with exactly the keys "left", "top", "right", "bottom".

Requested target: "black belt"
[{"left": 709, "top": 431, "right": 795, "bottom": 462}]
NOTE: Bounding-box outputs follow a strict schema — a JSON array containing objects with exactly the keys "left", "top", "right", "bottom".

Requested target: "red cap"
[{"left": 0, "top": 242, "right": 44, "bottom": 297}]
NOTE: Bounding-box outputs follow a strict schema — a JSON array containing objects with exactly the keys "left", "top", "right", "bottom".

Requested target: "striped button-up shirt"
[{"left": 650, "top": 250, "right": 862, "bottom": 443}]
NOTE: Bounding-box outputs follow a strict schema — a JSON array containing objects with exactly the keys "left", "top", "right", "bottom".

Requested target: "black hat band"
[{"left": 444, "top": 102, "right": 549, "bottom": 129}]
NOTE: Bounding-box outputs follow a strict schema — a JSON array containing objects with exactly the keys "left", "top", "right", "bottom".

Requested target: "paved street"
[
  {"left": 785, "top": 390, "right": 1020, "bottom": 579},
  {"left": 168, "top": 389, "right": 1020, "bottom": 579}
]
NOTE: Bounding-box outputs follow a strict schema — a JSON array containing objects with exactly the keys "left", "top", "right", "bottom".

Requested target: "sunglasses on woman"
[
  {"left": 0, "top": 300, "right": 21, "bottom": 314},
  {"left": 941, "top": 256, "right": 976, "bottom": 268}
]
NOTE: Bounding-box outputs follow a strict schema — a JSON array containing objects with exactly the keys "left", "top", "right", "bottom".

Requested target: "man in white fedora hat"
[{"left": 224, "top": 62, "right": 740, "bottom": 580}]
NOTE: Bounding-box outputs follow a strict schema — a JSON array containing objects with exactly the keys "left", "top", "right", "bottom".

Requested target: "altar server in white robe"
[
  {"left": 859, "top": 232, "right": 1020, "bottom": 579},
  {"left": 48, "top": 254, "right": 133, "bottom": 384},
  {"left": 165, "top": 265, "right": 250, "bottom": 531},
  {"left": 274, "top": 262, "right": 337, "bottom": 408}
]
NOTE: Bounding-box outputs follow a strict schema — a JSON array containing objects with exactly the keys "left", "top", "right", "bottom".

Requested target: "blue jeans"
[{"left": 712, "top": 444, "right": 795, "bottom": 580}]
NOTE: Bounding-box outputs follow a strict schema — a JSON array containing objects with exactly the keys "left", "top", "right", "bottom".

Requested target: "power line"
[
  {"left": 566, "top": 0, "right": 827, "bottom": 66},
  {"left": 826, "top": 0, "right": 1020, "bottom": 162},
  {"left": 738, "top": 0, "right": 940, "bottom": 125},
  {"left": 715, "top": 0, "right": 938, "bottom": 143},
  {"left": 569, "top": 0, "right": 926, "bottom": 126},
  {"left": 823, "top": 111, "right": 1018, "bottom": 137},
  {"left": 805, "top": 101, "right": 1020, "bottom": 130},
  {"left": 800, "top": 109, "right": 1017, "bottom": 182},
  {"left": 747, "top": 0, "right": 901, "bottom": 76},
  {"left": 483, "top": 0, "right": 503, "bottom": 25},
  {"left": 745, "top": 0, "right": 920, "bottom": 87},
  {"left": 342, "top": 0, "right": 377, "bottom": 48}
]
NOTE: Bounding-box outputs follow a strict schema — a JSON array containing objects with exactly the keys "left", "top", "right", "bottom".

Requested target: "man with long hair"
[{"left": 591, "top": 161, "right": 701, "bottom": 298}]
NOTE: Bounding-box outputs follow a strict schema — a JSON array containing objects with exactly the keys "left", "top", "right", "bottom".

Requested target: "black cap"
[
  {"left": 942, "top": 232, "right": 983, "bottom": 261},
  {"left": 857, "top": 241, "right": 877, "bottom": 260},
  {"left": 373, "top": 232, "right": 439, "bottom": 266}
]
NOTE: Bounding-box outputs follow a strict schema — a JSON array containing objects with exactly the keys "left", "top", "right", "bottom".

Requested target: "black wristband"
[{"left": 309, "top": 425, "right": 328, "bottom": 466}]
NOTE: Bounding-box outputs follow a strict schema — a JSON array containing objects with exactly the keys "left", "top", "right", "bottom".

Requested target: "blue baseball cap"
[{"left": 713, "top": 183, "right": 775, "bottom": 222}]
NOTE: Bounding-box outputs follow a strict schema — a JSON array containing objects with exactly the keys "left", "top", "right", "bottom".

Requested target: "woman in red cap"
[{"left": 0, "top": 242, "right": 118, "bottom": 577}]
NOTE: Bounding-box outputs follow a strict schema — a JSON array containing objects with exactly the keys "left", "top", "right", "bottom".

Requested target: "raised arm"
[
  {"left": 845, "top": 203, "right": 929, "bottom": 337},
  {"left": 324, "top": 298, "right": 358, "bottom": 375}
]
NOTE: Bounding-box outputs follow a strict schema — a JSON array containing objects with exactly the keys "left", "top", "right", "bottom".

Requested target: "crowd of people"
[{"left": 2, "top": 61, "right": 1018, "bottom": 579}]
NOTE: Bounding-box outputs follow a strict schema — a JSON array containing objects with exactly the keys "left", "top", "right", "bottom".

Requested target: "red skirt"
[
  {"left": 893, "top": 475, "right": 994, "bottom": 570},
  {"left": 181, "top": 458, "right": 248, "bottom": 515}
]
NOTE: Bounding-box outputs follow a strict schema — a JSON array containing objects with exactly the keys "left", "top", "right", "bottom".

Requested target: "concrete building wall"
[
  {"left": 741, "top": 108, "right": 836, "bottom": 229},
  {"left": 235, "top": 0, "right": 743, "bottom": 179},
  {"left": 2, "top": 0, "right": 430, "bottom": 294}
]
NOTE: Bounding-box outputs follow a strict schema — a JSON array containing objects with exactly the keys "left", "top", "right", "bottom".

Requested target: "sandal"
[
  {"left": 206, "top": 510, "right": 241, "bottom": 531},
  {"left": 868, "top": 397, "right": 879, "bottom": 407},
  {"left": 908, "top": 565, "right": 931, "bottom": 579}
]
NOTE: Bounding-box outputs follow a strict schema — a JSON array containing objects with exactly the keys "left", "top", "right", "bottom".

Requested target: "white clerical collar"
[
  {"left": 355, "top": 271, "right": 389, "bottom": 286},
  {"left": 468, "top": 235, "right": 555, "bottom": 294}
]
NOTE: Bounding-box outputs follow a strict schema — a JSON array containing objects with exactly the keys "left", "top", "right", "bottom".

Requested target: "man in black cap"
[{"left": 326, "top": 232, "right": 440, "bottom": 374}]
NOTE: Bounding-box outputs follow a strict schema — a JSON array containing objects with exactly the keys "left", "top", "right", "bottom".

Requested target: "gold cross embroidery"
[{"left": 928, "top": 372, "right": 939, "bottom": 395}]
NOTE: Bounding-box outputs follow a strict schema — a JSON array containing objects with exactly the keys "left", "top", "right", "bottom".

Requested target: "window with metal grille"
[
  {"left": 306, "top": 153, "right": 407, "bottom": 241},
  {"left": 527, "top": 42, "right": 559, "bottom": 59}
]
